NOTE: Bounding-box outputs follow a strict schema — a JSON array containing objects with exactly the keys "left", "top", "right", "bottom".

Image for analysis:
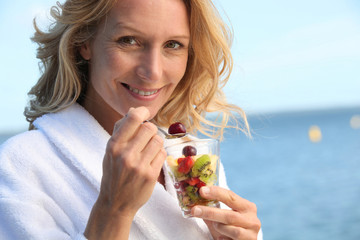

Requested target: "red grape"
[
  {"left": 182, "top": 145, "right": 197, "bottom": 157},
  {"left": 168, "top": 122, "right": 186, "bottom": 134}
]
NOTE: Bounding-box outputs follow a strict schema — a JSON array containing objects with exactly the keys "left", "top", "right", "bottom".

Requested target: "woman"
[{"left": 0, "top": 0, "right": 262, "bottom": 239}]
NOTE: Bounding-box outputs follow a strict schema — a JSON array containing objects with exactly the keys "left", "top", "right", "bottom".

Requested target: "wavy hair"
[{"left": 25, "top": 0, "right": 250, "bottom": 139}]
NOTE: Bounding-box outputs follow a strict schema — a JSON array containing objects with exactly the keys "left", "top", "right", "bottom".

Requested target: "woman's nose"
[{"left": 136, "top": 48, "right": 162, "bottom": 82}]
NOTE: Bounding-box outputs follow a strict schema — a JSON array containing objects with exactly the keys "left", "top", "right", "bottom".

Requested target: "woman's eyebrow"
[
  {"left": 114, "top": 22, "right": 190, "bottom": 40},
  {"left": 114, "top": 22, "right": 143, "bottom": 34}
]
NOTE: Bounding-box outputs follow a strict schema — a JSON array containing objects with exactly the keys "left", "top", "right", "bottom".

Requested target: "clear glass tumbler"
[{"left": 165, "top": 138, "right": 220, "bottom": 217}]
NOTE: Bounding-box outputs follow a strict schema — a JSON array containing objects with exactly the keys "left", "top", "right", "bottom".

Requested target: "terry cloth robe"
[
  {"left": 0, "top": 103, "right": 263, "bottom": 240},
  {"left": 0, "top": 103, "right": 220, "bottom": 239}
]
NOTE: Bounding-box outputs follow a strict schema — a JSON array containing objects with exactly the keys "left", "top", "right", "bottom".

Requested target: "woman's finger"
[
  {"left": 216, "top": 236, "right": 232, "bottom": 240},
  {"left": 192, "top": 206, "right": 258, "bottom": 229},
  {"left": 150, "top": 148, "right": 167, "bottom": 174},
  {"left": 140, "top": 134, "right": 164, "bottom": 159},
  {"left": 128, "top": 121, "right": 159, "bottom": 152},
  {"left": 199, "top": 186, "right": 257, "bottom": 212},
  {"left": 112, "top": 106, "right": 151, "bottom": 141},
  {"left": 213, "top": 222, "right": 257, "bottom": 240}
]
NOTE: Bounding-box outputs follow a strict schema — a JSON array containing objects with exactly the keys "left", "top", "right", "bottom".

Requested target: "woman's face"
[{"left": 81, "top": 0, "right": 190, "bottom": 124}]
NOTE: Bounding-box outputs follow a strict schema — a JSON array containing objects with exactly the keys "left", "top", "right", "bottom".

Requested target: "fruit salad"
[
  {"left": 167, "top": 150, "right": 219, "bottom": 208},
  {"left": 165, "top": 123, "right": 220, "bottom": 217}
]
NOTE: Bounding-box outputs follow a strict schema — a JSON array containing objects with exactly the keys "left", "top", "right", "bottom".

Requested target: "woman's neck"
[{"left": 81, "top": 83, "right": 122, "bottom": 135}]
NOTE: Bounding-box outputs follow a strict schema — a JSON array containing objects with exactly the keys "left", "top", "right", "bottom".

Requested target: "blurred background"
[{"left": 1, "top": 0, "right": 359, "bottom": 239}]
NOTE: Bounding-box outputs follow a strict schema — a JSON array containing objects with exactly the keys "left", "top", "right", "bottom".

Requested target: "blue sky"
[{"left": 1, "top": 0, "right": 359, "bottom": 132}]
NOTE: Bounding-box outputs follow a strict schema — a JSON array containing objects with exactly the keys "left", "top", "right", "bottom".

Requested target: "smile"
[{"left": 122, "top": 83, "right": 159, "bottom": 96}]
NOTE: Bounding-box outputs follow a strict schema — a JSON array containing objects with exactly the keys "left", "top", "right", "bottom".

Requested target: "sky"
[{"left": 0, "top": 0, "right": 359, "bottom": 132}]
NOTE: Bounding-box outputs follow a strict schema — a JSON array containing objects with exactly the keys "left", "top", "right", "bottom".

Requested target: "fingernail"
[
  {"left": 201, "top": 186, "right": 210, "bottom": 196},
  {"left": 193, "top": 207, "right": 202, "bottom": 216}
]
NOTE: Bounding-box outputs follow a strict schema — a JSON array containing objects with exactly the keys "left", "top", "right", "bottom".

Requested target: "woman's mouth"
[{"left": 122, "top": 83, "right": 159, "bottom": 96}]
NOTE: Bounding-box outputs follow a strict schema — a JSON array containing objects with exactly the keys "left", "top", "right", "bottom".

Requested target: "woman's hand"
[
  {"left": 191, "top": 186, "right": 261, "bottom": 240},
  {"left": 100, "top": 107, "right": 166, "bottom": 213},
  {"left": 85, "top": 107, "right": 166, "bottom": 239}
]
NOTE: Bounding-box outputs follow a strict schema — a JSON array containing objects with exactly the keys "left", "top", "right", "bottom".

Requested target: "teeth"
[{"left": 129, "top": 86, "right": 158, "bottom": 96}]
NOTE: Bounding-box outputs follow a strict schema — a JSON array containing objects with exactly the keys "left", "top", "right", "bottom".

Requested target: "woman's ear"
[{"left": 79, "top": 41, "right": 91, "bottom": 60}]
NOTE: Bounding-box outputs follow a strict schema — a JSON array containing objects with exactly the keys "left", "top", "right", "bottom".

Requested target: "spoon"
[
  {"left": 144, "top": 120, "right": 187, "bottom": 139},
  {"left": 156, "top": 127, "right": 187, "bottom": 139}
]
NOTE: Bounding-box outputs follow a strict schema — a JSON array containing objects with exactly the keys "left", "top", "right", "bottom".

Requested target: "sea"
[{"left": 1, "top": 107, "right": 359, "bottom": 240}]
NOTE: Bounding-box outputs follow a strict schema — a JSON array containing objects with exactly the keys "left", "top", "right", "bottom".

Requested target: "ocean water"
[
  {"left": 220, "top": 107, "right": 360, "bottom": 240},
  {"left": 1, "top": 107, "right": 359, "bottom": 240}
]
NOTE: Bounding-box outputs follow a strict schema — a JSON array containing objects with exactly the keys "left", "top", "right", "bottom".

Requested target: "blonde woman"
[{"left": 0, "top": 0, "right": 262, "bottom": 239}]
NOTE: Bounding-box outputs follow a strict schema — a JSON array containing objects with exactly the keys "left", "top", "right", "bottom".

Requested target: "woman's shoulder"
[
  {"left": 0, "top": 130, "right": 52, "bottom": 169},
  {"left": 0, "top": 129, "right": 47, "bottom": 153},
  {"left": 0, "top": 129, "right": 62, "bottom": 192}
]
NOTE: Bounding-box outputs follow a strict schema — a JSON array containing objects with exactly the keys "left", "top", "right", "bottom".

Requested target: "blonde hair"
[
  {"left": 26, "top": 0, "right": 250, "bottom": 139},
  {"left": 26, "top": 0, "right": 117, "bottom": 129}
]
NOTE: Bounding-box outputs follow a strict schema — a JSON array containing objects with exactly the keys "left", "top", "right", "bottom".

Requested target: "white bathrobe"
[
  {"left": 0, "top": 104, "right": 227, "bottom": 239},
  {"left": 0, "top": 104, "right": 263, "bottom": 240}
]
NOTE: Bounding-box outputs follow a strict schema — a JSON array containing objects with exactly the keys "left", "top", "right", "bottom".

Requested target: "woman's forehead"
[{"left": 104, "top": 0, "right": 190, "bottom": 37}]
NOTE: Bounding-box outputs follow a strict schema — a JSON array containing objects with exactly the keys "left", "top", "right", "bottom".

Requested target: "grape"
[
  {"left": 182, "top": 146, "right": 197, "bottom": 157},
  {"left": 168, "top": 122, "right": 186, "bottom": 134}
]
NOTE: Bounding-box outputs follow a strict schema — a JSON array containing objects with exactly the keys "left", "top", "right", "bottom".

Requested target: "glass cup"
[{"left": 165, "top": 138, "right": 220, "bottom": 218}]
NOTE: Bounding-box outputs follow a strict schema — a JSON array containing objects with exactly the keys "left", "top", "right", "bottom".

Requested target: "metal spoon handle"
[
  {"left": 156, "top": 126, "right": 170, "bottom": 137},
  {"left": 144, "top": 120, "right": 187, "bottom": 139}
]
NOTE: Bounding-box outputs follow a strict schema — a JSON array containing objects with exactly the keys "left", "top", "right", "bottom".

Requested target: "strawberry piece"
[
  {"left": 196, "top": 181, "right": 206, "bottom": 189},
  {"left": 177, "top": 156, "right": 195, "bottom": 174},
  {"left": 186, "top": 177, "right": 200, "bottom": 186},
  {"left": 177, "top": 157, "right": 186, "bottom": 165}
]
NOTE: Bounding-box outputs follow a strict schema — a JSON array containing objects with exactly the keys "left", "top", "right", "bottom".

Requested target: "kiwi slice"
[
  {"left": 173, "top": 169, "right": 187, "bottom": 181},
  {"left": 191, "top": 154, "right": 211, "bottom": 177},
  {"left": 185, "top": 185, "right": 200, "bottom": 203},
  {"left": 199, "top": 169, "right": 216, "bottom": 184}
]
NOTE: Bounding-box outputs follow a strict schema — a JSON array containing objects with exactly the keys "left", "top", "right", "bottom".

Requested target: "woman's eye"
[
  {"left": 166, "top": 41, "right": 182, "bottom": 49},
  {"left": 118, "top": 36, "right": 137, "bottom": 45}
]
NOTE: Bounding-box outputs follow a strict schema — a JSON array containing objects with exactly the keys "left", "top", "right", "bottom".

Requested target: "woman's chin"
[{"left": 147, "top": 108, "right": 159, "bottom": 120}]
